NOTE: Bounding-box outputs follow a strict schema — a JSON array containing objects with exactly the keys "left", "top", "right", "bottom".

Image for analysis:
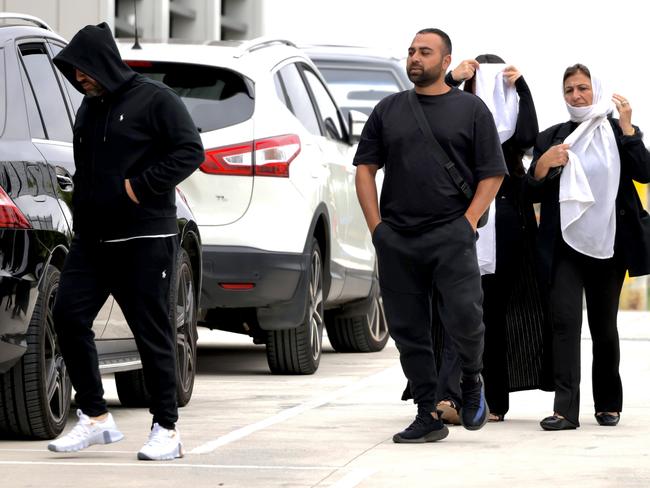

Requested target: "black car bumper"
[{"left": 200, "top": 245, "right": 310, "bottom": 330}]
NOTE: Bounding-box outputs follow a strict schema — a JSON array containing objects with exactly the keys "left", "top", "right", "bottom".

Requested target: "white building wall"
[{"left": 1, "top": 0, "right": 258, "bottom": 42}]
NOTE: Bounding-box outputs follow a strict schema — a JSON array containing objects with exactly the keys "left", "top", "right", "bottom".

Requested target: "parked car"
[
  {"left": 0, "top": 13, "right": 201, "bottom": 439},
  {"left": 304, "top": 44, "right": 412, "bottom": 121},
  {"left": 120, "top": 37, "right": 389, "bottom": 375}
]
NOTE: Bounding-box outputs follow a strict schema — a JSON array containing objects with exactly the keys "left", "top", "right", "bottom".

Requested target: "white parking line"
[
  {"left": 190, "top": 365, "right": 401, "bottom": 455},
  {"left": 329, "top": 468, "right": 377, "bottom": 488},
  {"left": 0, "top": 460, "right": 337, "bottom": 470}
]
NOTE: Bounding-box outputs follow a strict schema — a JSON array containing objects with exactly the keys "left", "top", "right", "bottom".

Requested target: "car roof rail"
[
  {"left": 233, "top": 37, "right": 297, "bottom": 58},
  {"left": 0, "top": 12, "right": 53, "bottom": 31}
]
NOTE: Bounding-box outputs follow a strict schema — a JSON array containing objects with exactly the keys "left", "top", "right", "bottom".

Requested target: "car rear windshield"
[
  {"left": 318, "top": 67, "right": 402, "bottom": 116},
  {"left": 127, "top": 61, "right": 254, "bottom": 133}
]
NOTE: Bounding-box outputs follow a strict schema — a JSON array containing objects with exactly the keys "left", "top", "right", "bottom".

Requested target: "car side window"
[
  {"left": 19, "top": 61, "right": 46, "bottom": 140},
  {"left": 277, "top": 63, "right": 321, "bottom": 136},
  {"left": 301, "top": 68, "right": 344, "bottom": 142},
  {"left": 47, "top": 41, "right": 83, "bottom": 115},
  {"left": 273, "top": 72, "right": 290, "bottom": 109},
  {"left": 18, "top": 42, "right": 73, "bottom": 142}
]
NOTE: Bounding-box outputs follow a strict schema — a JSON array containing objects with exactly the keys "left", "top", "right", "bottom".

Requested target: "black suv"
[{"left": 0, "top": 14, "right": 201, "bottom": 439}]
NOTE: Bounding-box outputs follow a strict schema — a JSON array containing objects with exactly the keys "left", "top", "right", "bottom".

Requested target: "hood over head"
[{"left": 53, "top": 22, "right": 136, "bottom": 95}]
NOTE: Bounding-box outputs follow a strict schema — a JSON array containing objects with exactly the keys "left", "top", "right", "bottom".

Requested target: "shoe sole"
[
  {"left": 47, "top": 430, "right": 124, "bottom": 453},
  {"left": 392, "top": 425, "right": 449, "bottom": 443},
  {"left": 137, "top": 443, "right": 184, "bottom": 461},
  {"left": 540, "top": 422, "right": 578, "bottom": 431}
]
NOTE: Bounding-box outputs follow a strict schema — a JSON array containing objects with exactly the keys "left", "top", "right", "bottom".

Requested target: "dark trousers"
[
  {"left": 373, "top": 216, "right": 485, "bottom": 413},
  {"left": 435, "top": 330, "right": 462, "bottom": 407},
  {"left": 53, "top": 235, "right": 178, "bottom": 429},
  {"left": 549, "top": 241, "right": 626, "bottom": 425},
  {"left": 481, "top": 271, "right": 514, "bottom": 416}
]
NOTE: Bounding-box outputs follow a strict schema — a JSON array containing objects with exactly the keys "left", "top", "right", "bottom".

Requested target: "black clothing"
[
  {"left": 53, "top": 236, "right": 179, "bottom": 429},
  {"left": 357, "top": 87, "right": 505, "bottom": 413},
  {"left": 354, "top": 88, "right": 506, "bottom": 232},
  {"left": 422, "top": 75, "right": 551, "bottom": 416},
  {"left": 52, "top": 23, "right": 203, "bottom": 429},
  {"left": 53, "top": 22, "right": 204, "bottom": 241},
  {"left": 548, "top": 242, "right": 626, "bottom": 425},
  {"left": 373, "top": 217, "right": 484, "bottom": 412},
  {"left": 528, "top": 116, "right": 650, "bottom": 424},
  {"left": 528, "top": 118, "right": 650, "bottom": 283}
]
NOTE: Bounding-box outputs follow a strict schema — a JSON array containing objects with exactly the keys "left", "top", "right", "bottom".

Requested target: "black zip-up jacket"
[{"left": 53, "top": 22, "right": 204, "bottom": 241}]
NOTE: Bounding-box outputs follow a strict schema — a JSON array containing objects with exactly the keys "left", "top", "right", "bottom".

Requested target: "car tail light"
[
  {"left": 0, "top": 186, "right": 31, "bottom": 229},
  {"left": 200, "top": 141, "right": 254, "bottom": 176},
  {"left": 125, "top": 60, "right": 153, "bottom": 68},
  {"left": 219, "top": 283, "right": 255, "bottom": 290},
  {"left": 200, "top": 134, "right": 300, "bottom": 178},
  {"left": 254, "top": 134, "right": 300, "bottom": 177}
]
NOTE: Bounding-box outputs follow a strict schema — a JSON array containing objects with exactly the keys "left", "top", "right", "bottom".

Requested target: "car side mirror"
[{"left": 347, "top": 110, "right": 368, "bottom": 145}]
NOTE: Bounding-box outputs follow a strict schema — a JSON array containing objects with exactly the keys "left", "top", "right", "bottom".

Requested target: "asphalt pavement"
[{"left": 1, "top": 311, "right": 648, "bottom": 487}]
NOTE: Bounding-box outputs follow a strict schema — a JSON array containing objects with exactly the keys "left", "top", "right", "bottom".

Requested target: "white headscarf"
[
  {"left": 474, "top": 63, "right": 519, "bottom": 144},
  {"left": 475, "top": 63, "right": 518, "bottom": 275},
  {"left": 559, "top": 75, "right": 620, "bottom": 259}
]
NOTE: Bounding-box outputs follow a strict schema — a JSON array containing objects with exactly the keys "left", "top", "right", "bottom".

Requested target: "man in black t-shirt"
[{"left": 354, "top": 28, "right": 506, "bottom": 443}]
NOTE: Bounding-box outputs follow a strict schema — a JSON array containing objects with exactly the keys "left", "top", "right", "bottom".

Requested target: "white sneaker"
[
  {"left": 137, "top": 423, "right": 184, "bottom": 461},
  {"left": 48, "top": 409, "right": 124, "bottom": 453}
]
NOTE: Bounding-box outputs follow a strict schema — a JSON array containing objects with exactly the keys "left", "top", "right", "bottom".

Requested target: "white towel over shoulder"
[
  {"left": 474, "top": 64, "right": 518, "bottom": 275},
  {"left": 560, "top": 76, "right": 620, "bottom": 259}
]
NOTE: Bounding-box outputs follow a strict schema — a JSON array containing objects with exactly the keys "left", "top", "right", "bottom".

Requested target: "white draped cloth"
[
  {"left": 559, "top": 77, "right": 620, "bottom": 259},
  {"left": 474, "top": 63, "right": 519, "bottom": 275}
]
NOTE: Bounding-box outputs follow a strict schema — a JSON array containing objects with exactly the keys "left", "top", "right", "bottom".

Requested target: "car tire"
[
  {"left": 115, "top": 248, "right": 197, "bottom": 407},
  {"left": 325, "top": 267, "right": 389, "bottom": 353},
  {"left": 171, "top": 248, "right": 197, "bottom": 407},
  {"left": 0, "top": 265, "right": 71, "bottom": 439},
  {"left": 266, "top": 238, "right": 324, "bottom": 375}
]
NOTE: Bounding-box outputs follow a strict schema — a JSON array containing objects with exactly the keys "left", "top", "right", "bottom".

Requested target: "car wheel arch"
[{"left": 304, "top": 203, "right": 331, "bottom": 300}]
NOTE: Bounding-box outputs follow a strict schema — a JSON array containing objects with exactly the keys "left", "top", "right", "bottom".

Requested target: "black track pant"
[
  {"left": 549, "top": 241, "right": 626, "bottom": 425},
  {"left": 373, "top": 216, "right": 485, "bottom": 413},
  {"left": 53, "top": 235, "right": 178, "bottom": 429}
]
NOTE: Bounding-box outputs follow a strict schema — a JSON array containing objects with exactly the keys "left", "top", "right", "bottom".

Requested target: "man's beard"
[{"left": 407, "top": 63, "right": 444, "bottom": 87}]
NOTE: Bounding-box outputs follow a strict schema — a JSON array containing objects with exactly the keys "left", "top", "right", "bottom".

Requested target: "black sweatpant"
[
  {"left": 549, "top": 241, "right": 626, "bottom": 425},
  {"left": 373, "top": 216, "right": 485, "bottom": 413},
  {"left": 53, "top": 235, "right": 178, "bottom": 429}
]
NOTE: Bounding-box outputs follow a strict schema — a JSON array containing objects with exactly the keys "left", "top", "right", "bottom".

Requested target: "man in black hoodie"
[{"left": 47, "top": 23, "right": 204, "bottom": 461}]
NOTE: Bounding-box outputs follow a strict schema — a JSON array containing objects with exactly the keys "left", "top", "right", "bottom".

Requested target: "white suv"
[{"left": 119, "top": 38, "right": 388, "bottom": 374}]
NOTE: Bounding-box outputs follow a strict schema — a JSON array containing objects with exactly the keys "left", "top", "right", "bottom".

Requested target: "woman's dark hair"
[
  {"left": 463, "top": 53, "right": 505, "bottom": 94},
  {"left": 563, "top": 63, "right": 591, "bottom": 83}
]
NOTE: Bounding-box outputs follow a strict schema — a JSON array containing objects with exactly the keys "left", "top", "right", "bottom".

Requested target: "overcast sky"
[{"left": 260, "top": 0, "right": 649, "bottom": 136}]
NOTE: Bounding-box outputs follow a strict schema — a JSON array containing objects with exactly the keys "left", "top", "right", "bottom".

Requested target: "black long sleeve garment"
[
  {"left": 53, "top": 23, "right": 204, "bottom": 241},
  {"left": 528, "top": 118, "right": 650, "bottom": 283}
]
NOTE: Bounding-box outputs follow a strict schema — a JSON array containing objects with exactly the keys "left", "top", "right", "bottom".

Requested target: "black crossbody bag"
[{"left": 407, "top": 89, "right": 489, "bottom": 228}]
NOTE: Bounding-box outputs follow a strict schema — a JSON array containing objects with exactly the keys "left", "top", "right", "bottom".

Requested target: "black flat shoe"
[
  {"left": 595, "top": 412, "right": 620, "bottom": 426},
  {"left": 540, "top": 415, "right": 579, "bottom": 431}
]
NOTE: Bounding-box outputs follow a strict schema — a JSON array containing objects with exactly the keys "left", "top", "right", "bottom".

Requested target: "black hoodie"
[{"left": 53, "top": 23, "right": 204, "bottom": 241}]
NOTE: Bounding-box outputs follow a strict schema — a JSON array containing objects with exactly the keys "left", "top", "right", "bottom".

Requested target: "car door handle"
[{"left": 56, "top": 174, "right": 74, "bottom": 192}]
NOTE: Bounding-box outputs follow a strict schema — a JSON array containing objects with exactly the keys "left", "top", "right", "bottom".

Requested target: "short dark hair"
[
  {"left": 416, "top": 28, "right": 452, "bottom": 55},
  {"left": 563, "top": 63, "right": 591, "bottom": 83}
]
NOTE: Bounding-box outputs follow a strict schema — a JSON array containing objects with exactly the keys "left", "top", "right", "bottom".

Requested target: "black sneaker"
[
  {"left": 392, "top": 411, "right": 449, "bottom": 443},
  {"left": 460, "top": 374, "right": 489, "bottom": 431}
]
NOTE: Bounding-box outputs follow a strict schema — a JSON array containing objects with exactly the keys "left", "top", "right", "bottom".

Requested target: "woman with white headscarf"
[{"left": 529, "top": 64, "right": 650, "bottom": 431}]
